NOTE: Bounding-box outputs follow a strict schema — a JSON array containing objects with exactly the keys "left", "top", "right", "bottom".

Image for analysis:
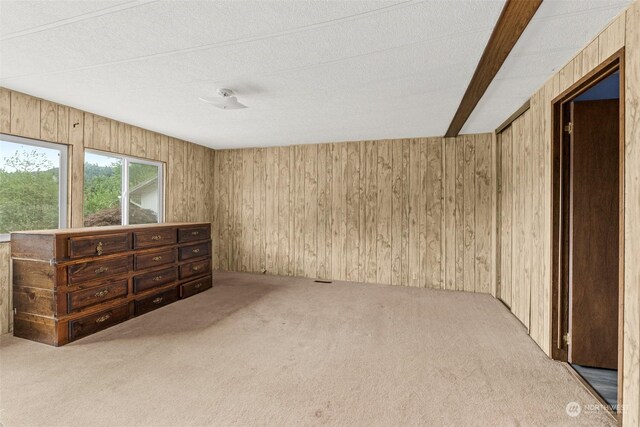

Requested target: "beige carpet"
[{"left": 0, "top": 272, "right": 613, "bottom": 426}]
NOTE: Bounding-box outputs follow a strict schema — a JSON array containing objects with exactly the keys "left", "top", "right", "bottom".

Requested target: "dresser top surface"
[{"left": 10, "top": 222, "right": 210, "bottom": 237}]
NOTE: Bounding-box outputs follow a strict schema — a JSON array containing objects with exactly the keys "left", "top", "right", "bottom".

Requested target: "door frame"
[{"left": 550, "top": 48, "right": 625, "bottom": 412}]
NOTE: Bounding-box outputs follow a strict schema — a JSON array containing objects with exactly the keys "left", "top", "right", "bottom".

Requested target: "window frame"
[
  {"left": 0, "top": 133, "right": 69, "bottom": 241},
  {"left": 84, "top": 149, "right": 164, "bottom": 226}
]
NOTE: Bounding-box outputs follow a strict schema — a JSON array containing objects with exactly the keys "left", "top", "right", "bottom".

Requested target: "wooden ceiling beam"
[{"left": 445, "top": 0, "right": 543, "bottom": 137}]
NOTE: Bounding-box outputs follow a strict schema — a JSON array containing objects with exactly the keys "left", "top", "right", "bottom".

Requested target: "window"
[
  {"left": 0, "top": 134, "right": 68, "bottom": 240},
  {"left": 84, "top": 150, "right": 163, "bottom": 227}
]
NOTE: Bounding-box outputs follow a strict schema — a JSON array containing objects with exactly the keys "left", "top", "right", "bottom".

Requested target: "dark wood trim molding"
[
  {"left": 495, "top": 99, "right": 531, "bottom": 134},
  {"left": 445, "top": 0, "right": 543, "bottom": 137}
]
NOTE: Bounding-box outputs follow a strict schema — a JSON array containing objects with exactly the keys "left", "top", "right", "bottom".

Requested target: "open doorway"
[{"left": 551, "top": 49, "right": 624, "bottom": 414}]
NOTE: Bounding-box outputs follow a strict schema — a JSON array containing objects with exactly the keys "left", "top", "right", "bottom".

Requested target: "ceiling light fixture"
[{"left": 199, "top": 88, "right": 247, "bottom": 110}]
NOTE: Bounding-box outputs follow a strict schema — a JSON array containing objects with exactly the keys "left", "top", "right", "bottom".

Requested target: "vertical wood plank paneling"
[
  {"left": 0, "top": 243, "right": 12, "bottom": 334},
  {"left": 426, "top": 138, "right": 443, "bottom": 288},
  {"left": 523, "top": 111, "right": 532, "bottom": 326},
  {"left": 293, "top": 145, "right": 305, "bottom": 277},
  {"left": 185, "top": 142, "right": 196, "bottom": 222},
  {"left": 92, "top": 115, "right": 110, "bottom": 151},
  {"left": 390, "top": 141, "right": 403, "bottom": 285},
  {"left": 218, "top": 150, "right": 230, "bottom": 270},
  {"left": 463, "top": 135, "right": 476, "bottom": 293},
  {"left": 39, "top": 100, "right": 57, "bottom": 142},
  {"left": 323, "top": 145, "right": 333, "bottom": 280},
  {"left": 400, "top": 139, "right": 410, "bottom": 286},
  {"left": 500, "top": 126, "right": 513, "bottom": 307},
  {"left": 232, "top": 150, "right": 243, "bottom": 271},
  {"left": 265, "top": 148, "right": 278, "bottom": 275},
  {"left": 68, "top": 108, "right": 84, "bottom": 228},
  {"left": 511, "top": 117, "right": 522, "bottom": 321},
  {"left": 345, "top": 142, "right": 360, "bottom": 281},
  {"left": 495, "top": 133, "right": 502, "bottom": 298},
  {"left": 11, "top": 91, "right": 40, "bottom": 139},
  {"left": 475, "top": 133, "right": 492, "bottom": 294},
  {"left": 253, "top": 148, "right": 266, "bottom": 273},
  {"left": 444, "top": 138, "right": 456, "bottom": 290},
  {"left": 288, "top": 147, "right": 296, "bottom": 276},
  {"left": 330, "top": 143, "right": 345, "bottom": 281},
  {"left": 582, "top": 38, "right": 600, "bottom": 76},
  {"left": 0, "top": 88, "right": 10, "bottom": 133},
  {"left": 572, "top": 51, "right": 584, "bottom": 82},
  {"left": 408, "top": 139, "right": 421, "bottom": 286},
  {"left": 377, "top": 140, "right": 392, "bottom": 285},
  {"left": 624, "top": 3, "right": 640, "bottom": 425},
  {"left": 277, "top": 147, "right": 291, "bottom": 276},
  {"left": 303, "top": 144, "right": 317, "bottom": 278},
  {"left": 364, "top": 141, "right": 378, "bottom": 283},
  {"left": 530, "top": 92, "right": 543, "bottom": 345},
  {"left": 357, "top": 142, "right": 366, "bottom": 282},
  {"left": 211, "top": 149, "right": 220, "bottom": 270},
  {"left": 599, "top": 13, "right": 626, "bottom": 62},
  {"left": 132, "top": 127, "right": 147, "bottom": 159},
  {"left": 56, "top": 105, "right": 69, "bottom": 144},
  {"left": 455, "top": 137, "right": 465, "bottom": 291},
  {"left": 317, "top": 143, "right": 328, "bottom": 279},
  {"left": 418, "top": 139, "right": 428, "bottom": 288},
  {"left": 241, "top": 149, "right": 254, "bottom": 272},
  {"left": 117, "top": 122, "right": 131, "bottom": 156},
  {"left": 559, "top": 61, "right": 575, "bottom": 94},
  {"left": 278, "top": 147, "right": 293, "bottom": 275},
  {"left": 542, "top": 80, "right": 553, "bottom": 355},
  {"left": 145, "top": 131, "right": 162, "bottom": 161},
  {"left": 83, "top": 112, "right": 94, "bottom": 149}
]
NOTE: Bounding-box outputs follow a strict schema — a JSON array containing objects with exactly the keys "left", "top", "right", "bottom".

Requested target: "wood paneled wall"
[
  {"left": 212, "top": 134, "right": 496, "bottom": 293},
  {"left": 0, "top": 88, "right": 215, "bottom": 334},
  {"left": 623, "top": 2, "right": 640, "bottom": 425},
  {"left": 497, "top": 4, "right": 640, "bottom": 425}
]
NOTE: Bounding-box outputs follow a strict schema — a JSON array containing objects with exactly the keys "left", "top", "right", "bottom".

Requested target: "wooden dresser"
[{"left": 11, "top": 222, "right": 212, "bottom": 346}]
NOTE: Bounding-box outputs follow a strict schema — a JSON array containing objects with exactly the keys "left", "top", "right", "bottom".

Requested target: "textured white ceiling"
[
  {"left": 462, "top": 0, "right": 631, "bottom": 134},
  {"left": 0, "top": 0, "right": 631, "bottom": 149}
]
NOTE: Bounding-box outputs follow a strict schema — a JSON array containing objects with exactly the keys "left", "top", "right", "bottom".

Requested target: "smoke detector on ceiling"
[{"left": 199, "top": 88, "right": 247, "bottom": 110}]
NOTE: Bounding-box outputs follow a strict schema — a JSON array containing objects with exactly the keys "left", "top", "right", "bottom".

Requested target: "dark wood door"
[{"left": 568, "top": 99, "right": 619, "bottom": 369}]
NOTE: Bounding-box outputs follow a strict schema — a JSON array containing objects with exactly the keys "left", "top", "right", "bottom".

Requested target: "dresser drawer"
[
  {"left": 67, "top": 279, "right": 128, "bottom": 313},
  {"left": 68, "top": 233, "right": 130, "bottom": 259},
  {"left": 68, "top": 256, "right": 132, "bottom": 284},
  {"left": 133, "top": 266, "right": 177, "bottom": 294},
  {"left": 180, "top": 276, "right": 212, "bottom": 299},
  {"left": 133, "top": 228, "right": 177, "bottom": 249},
  {"left": 134, "top": 288, "right": 178, "bottom": 316},
  {"left": 178, "top": 226, "right": 209, "bottom": 243},
  {"left": 69, "top": 304, "right": 130, "bottom": 341},
  {"left": 179, "top": 259, "right": 210, "bottom": 280},
  {"left": 134, "top": 248, "right": 176, "bottom": 271},
  {"left": 179, "top": 242, "right": 210, "bottom": 261}
]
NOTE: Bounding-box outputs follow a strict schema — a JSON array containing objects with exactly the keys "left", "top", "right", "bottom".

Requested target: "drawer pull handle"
[
  {"left": 94, "top": 289, "right": 109, "bottom": 298},
  {"left": 96, "top": 242, "right": 103, "bottom": 256},
  {"left": 153, "top": 275, "right": 163, "bottom": 282},
  {"left": 95, "top": 313, "right": 111, "bottom": 323},
  {"left": 151, "top": 235, "right": 162, "bottom": 241},
  {"left": 192, "top": 265, "right": 201, "bottom": 271},
  {"left": 194, "top": 283, "right": 202, "bottom": 289},
  {"left": 152, "top": 256, "right": 163, "bottom": 261},
  {"left": 153, "top": 297, "right": 163, "bottom": 304},
  {"left": 192, "top": 248, "right": 201, "bottom": 254},
  {"left": 95, "top": 266, "right": 109, "bottom": 274},
  {"left": 191, "top": 231, "right": 199, "bottom": 236}
]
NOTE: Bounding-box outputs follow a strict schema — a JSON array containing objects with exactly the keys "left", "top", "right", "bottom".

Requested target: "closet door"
[{"left": 568, "top": 99, "right": 619, "bottom": 369}]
